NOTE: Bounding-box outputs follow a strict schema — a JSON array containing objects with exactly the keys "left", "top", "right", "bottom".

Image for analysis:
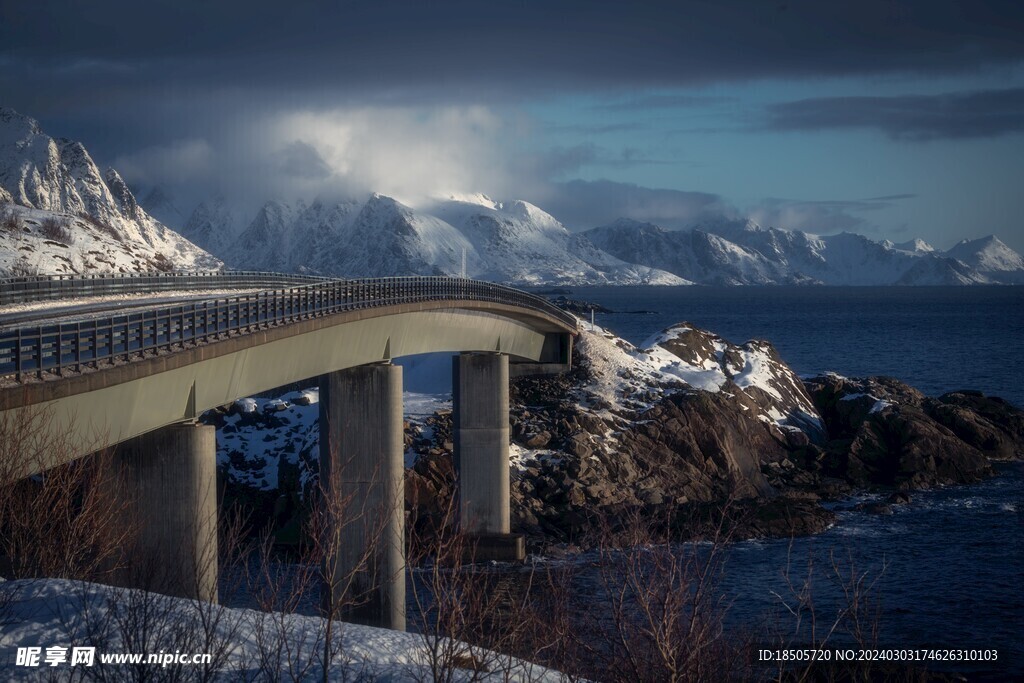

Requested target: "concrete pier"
[
  {"left": 112, "top": 422, "right": 218, "bottom": 602},
  {"left": 453, "top": 352, "right": 524, "bottom": 561},
  {"left": 319, "top": 363, "right": 406, "bottom": 631}
]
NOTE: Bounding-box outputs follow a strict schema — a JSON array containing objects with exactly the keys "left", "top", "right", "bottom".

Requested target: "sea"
[{"left": 562, "top": 285, "right": 1024, "bottom": 679}]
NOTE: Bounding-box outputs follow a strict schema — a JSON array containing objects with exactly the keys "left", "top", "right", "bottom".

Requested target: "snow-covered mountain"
[
  {"left": 178, "top": 192, "right": 687, "bottom": 285},
  {"left": 584, "top": 218, "right": 1022, "bottom": 285},
  {"left": 0, "top": 108, "right": 220, "bottom": 276},
  {"left": 430, "top": 195, "right": 687, "bottom": 284},
  {"left": 945, "top": 235, "right": 1024, "bottom": 284}
]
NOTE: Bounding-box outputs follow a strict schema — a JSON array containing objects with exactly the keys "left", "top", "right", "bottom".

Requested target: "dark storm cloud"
[
  {"left": 535, "top": 179, "right": 730, "bottom": 230},
  {"left": 2, "top": 0, "right": 1022, "bottom": 112},
  {"left": 763, "top": 88, "right": 1024, "bottom": 140}
]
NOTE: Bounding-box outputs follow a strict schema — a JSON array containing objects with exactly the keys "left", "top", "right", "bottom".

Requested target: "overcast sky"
[{"left": 2, "top": 0, "right": 1022, "bottom": 250}]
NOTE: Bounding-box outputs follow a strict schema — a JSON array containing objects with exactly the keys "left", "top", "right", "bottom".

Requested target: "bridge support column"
[
  {"left": 113, "top": 422, "right": 218, "bottom": 602},
  {"left": 319, "top": 362, "right": 406, "bottom": 631},
  {"left": 453, "top": 352, "right": 525, "bottom": 562}
]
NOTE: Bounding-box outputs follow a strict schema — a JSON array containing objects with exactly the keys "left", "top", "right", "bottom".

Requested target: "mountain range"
[
  {"left": 1, "top": 107, "right": 1022, "bottom": 286},
  {"left": 172, "top": 194, "right": 1024, "bottom": 286}
]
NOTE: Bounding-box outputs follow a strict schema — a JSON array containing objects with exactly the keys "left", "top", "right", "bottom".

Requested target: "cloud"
[
  {"left": 745, "top": 195, "right": 916, "bottom": 233},
  {"left": 762, "top": 88, "right": 1024, "bottom": 140},
  {"left": 594, "top": 94, "right": 733, "bottom": 111},
  {"left": 2, "top": 1, "right": 1022, "bottom": 113},
  {"left": 536, "top": 144, "right": 676, "bottom": 178},
  {"left": 533, "top": 179, "right": 731, "bottom": 230},
  {"left": 112, "top": 139, "right": 213, "bottom": 187},
  {"left": 545, "top": 122, "right": 648, "bottom": 135},
  {"left": 278, "top": 141, "right": 333, "bottom": 180},
  {"left": 106, "top": 105, "right": 538, "bottom": 212}
]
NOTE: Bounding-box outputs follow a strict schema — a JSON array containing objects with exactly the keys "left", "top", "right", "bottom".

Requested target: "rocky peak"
[
  {"left": 645, "top": 324, "right": 826, "bottom": 443},
  {"left": 104, "top": 168, "right": 140, "bottom": 221},
  {"left": 0, "top": 107, "right": 42, "bottom": 146}
]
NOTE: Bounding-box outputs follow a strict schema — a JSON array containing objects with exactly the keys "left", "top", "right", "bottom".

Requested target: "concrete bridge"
[{"left": 0, "top": 272, "right": 577, "bottom": 630}]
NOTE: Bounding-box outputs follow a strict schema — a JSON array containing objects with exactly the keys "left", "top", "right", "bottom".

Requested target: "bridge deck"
[{"left": 0, "top": 273, "right": 576, "bottom": 471}]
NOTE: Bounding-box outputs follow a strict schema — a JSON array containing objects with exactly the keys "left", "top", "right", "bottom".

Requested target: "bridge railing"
[
  {"left": 0, "top": 271, "right": 329, "bottom": 306},
  {"left": 0, "top": 276, "right": 577, "bottom": 381}
]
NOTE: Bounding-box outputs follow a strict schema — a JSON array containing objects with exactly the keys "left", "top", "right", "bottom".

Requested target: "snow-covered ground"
[{"left": 0, "top": 579, "right": 560, "bottom": 681}]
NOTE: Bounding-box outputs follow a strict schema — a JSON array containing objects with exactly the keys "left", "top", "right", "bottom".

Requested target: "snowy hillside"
[
  {"left": 584, "top": 218, "right": 1023, "bottom": 285},
  {"left": 0, "top": 579, "right": 559, "bottom": 681},
  {"left": 0, "top": 108, "right": 220, "bottom": 276}
]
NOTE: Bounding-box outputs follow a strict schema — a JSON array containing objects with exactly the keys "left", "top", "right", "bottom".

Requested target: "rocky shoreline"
[
  {"left": 405, "top": 323, "right": 1024, "bottom": 550},
  {"left": 207, "top": 320, "right": 1024, "bottom": 552}
]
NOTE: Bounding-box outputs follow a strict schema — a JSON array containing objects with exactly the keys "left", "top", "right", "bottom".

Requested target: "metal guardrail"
[
  {"left": 0, "top": 275, "right": 578, "bottom": 381},
  {"left": 0, "top": 271, "right": 328, "bottom": 306}
]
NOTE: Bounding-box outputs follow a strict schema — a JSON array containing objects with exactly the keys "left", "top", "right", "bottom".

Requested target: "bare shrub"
[
  {"left": 406, "top": 496, "right": 545, "bottom": 682},
  {"left": 231, "top": 437, "right": 394, "bottom": 682},
  {"left": 5, "top": 260, "right": 40, "bottom": 278},
  {"left": 151, "top": 252, "right": 175, "bottom": 273},
  {"left": 0, "top": 407, "right": 131, "bottom": 585},
  {"left": 0, "top": 205, "right": 21, "bottom": 232},
  {"left": 39, "top": 215, "right": 73, "bottom": 244},
  {"left": 764, "top": 543, "right": 888, "bottom": 682}
]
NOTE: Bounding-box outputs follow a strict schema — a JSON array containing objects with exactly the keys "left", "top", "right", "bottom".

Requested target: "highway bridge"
[{"left": 0, "top": 271, "right": 578, "bottom": 630}]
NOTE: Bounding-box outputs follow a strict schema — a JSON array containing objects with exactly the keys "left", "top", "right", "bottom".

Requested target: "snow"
[
  {"left": 839, "top": 393, "right": 897, "bottom": 413},
  {"left": 217, "top": 390, "right": 451, "bottom": 493},
  {"left": 233, "top": 398, "right": 257, "bottom": 413},
  {"left": 945, "top": 235, "right": 1024, "bottom": 281},
  {"left": 182, "top": 190, "right": 685, "bottom": 285},
  {"left": 573, "top": 324, "right": 824, "bottom": 438},
  {"left": 869, "top": 400, "right": 893, "bottom": 414},
  {"left": 0, "top": 579, "right": 560, "bottom": 681}
]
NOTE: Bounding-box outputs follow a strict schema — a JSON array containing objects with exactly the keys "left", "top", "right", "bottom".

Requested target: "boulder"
[
  {"left": 926, "top": 391, "right": 1024, "bottom": 460},
  {"left": 615, "top": 390, "right": 781, "bottom": 503},
  {"left": 841, "top": 406, "right": 993, "bottom": 488}
]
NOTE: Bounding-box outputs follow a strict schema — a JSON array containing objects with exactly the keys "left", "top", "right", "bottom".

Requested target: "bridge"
[{"left": 0, "top": 272, "right": 577, "bottom": 631}]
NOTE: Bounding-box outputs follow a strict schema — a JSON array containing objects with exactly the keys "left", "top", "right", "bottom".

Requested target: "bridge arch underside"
[{"left": 2, "top": 303, "right": 573, "bottom": 473}]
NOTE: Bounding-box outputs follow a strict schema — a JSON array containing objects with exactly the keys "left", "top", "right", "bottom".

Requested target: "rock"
[
  {"left": 927, "top": 391, "right": 1024, "bottom": 460},
  {"left": 840, "top": 406, "right": 993, "bottom": 488},
  {"left": 654, "top": 325, "right": 827, "bottom": 444},
  {"left": 639, "top": 489, "right": 664, "bottom": 505},
  {"left": 697, "top": 496, "right": 837, "bottom": 538},
  {"left": 887, "top": 491, "right": 912, "bottom": 505},
  {"left": 524, "top": 431, "right": 552, "bottom": 448},
  {"left": 804, "top": 374, "right": 926, "bottom": 439},
  {"left": 576, "top": 412, "right": 607, "bottom": 435},
  {"left": 616, "top": 391, "right": 781, "bottom": 503},
  {"left": 855, "top": 502, "right": 893, "bottom": 515}
]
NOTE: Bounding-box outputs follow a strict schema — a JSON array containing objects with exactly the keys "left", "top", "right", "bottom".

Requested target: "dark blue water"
[
  {"left": 566, "top": 286, "right": 1024, "bottom": 678},
  {"left": 722, "top": 463, "right": 1023, "bottom": 680},
  {"left": 572, "top": 286, "right": 1024, "bottom": 406}
]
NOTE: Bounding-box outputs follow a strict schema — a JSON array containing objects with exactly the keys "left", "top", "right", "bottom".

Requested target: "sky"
[{"left": 1, "top": 0, "right": 1022, "bottom": 251}]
